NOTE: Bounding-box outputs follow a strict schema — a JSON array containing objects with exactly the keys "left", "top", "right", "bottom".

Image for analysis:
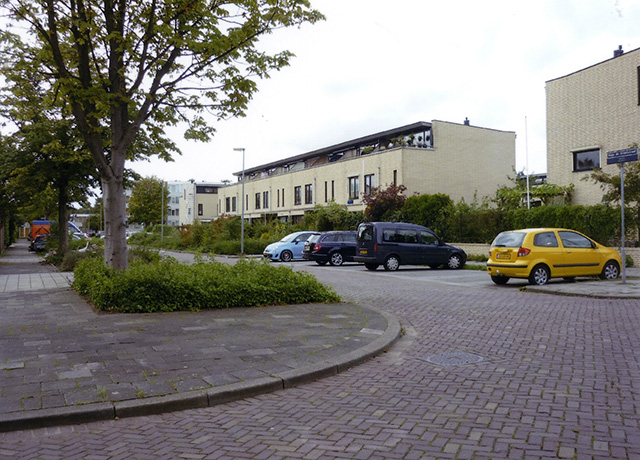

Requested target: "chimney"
[
  {"left": 464, "top": 117, "right": 470, "bottom": 126},
  {"left": 614, "top": 45, "right": 624, "bottom": 57}
]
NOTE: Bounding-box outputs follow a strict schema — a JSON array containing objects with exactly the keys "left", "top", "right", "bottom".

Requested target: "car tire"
[
  {"left": 599, "top": 260, "right": 620, "bottom": 280},
  {"left": 365, "top": 263, "right": 379, "bottom": 271},
  {"left": 447, "top": 254, "right": 463, "bottom": 269},
  {"left": 384, "top": 255, "right": 400, "bottom": 271},
  {"left": 280, "top": 250, "right": 293, "bottom": 262},
  {"left": 329, "top": 252, "right": 344, "bottom": 266},
  {"left": 316, "top": 260, "right": 327, "bottom": 265},
  {"left": 529, "top": 264, "right": 550, "bottom": 285},
  {"left": 491, "top": 275, "right": 509, "bottom": 285}
]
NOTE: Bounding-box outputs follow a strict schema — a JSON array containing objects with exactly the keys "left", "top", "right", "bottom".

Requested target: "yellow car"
[{"left": 487, "top": 228, "right": 622, "bottom": 285}]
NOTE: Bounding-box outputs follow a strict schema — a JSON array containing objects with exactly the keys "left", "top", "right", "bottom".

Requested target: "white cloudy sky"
[{"left": 129, "top": 0, "right": 640, "bottom": 185}]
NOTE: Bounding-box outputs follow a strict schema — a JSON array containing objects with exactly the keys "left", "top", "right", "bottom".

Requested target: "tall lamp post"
[{"left": 234, "top": 148, "right": 246, "bottom": 255}]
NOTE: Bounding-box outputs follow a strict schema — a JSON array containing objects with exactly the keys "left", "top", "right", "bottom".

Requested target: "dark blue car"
[{"left": 302, "top": 231, "right": 358, "bottom": 266}]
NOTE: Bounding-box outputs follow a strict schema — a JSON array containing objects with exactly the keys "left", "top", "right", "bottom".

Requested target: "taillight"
[
  {"left": 374, "top": 243, "right": 377, "bottom": 253},
  {"left": 518, "top": 247, "right": 531, "bottom": 257},
  {"left": 313, "top": 244, "right": 322, "bottom": 252}
]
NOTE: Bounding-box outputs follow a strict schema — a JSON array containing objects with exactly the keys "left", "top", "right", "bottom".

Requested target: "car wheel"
[
  {"left": 280, "top": 250, "right": 293, "bottom": 262},
  {"left": 329, "top": 252, "right": 344, "bottom": 266},
  {"left": 447, "top": 254, "right": 463, "bottom": 269},
  {"left": 491, "top": 275, "right": 509, "bottom": 285},
  {"left": 384, "top": 255, "right": 400, "bottom": 271},
  {"left": 599, "top": 260, "right": 620, "bottom": 280},
  {"left": 365, "top": 263, "right": 379, "bottom": 271},
  {"left": 316, "top": 260, "right": 327, "bottom": 265},
  {"left": 528, "top": 264, "right": 550, "bottom": 285}
]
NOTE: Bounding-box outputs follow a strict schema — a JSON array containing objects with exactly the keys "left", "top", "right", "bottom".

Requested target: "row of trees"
[{"left": 0, "top": 0, "right": 324, "bottom": 267}]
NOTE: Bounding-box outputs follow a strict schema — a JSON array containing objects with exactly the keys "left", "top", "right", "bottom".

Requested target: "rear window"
[
  {"left": 358, "top": 225, "right": 374, "bottom": 242},
  {"left": 307, "top": 234, "right": 321, "bottom": 244},
  {"left": 492, "top": 231, "right": 526, "bottom": 248}
]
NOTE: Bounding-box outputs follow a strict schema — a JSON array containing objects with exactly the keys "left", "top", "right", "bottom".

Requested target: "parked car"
[
  {"left": 263, "top": 231, "right": 320, "bottom": 262},
  {"left": 302, "top": 231, "right": 357, "bottom": 266},
  {"left": 30, "top": 234, "right": 48, "bottom": 252},
  {"left": 487, "top": 228, "right": 622, "bottom": 286},
  {"left": 354, "top": 222, "right": 467, "bottom": 271}
]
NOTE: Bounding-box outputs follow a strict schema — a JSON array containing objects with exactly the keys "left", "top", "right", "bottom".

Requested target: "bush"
[{"left": 73, "top": 257, "right": 340, "bottom": 313}]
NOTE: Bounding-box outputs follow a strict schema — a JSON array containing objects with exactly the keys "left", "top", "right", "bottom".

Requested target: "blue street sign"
[{"left": 607, "top": 148, "right": 639, "bottom": 165}]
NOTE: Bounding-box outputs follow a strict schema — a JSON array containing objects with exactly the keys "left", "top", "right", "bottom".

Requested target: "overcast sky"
[{"left": 128, "top": 0, "right": 640, "bottom": 186}]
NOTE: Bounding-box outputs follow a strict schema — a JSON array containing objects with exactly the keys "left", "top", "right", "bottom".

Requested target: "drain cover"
[{"left": 422, "top": 351, "right": 486, "bottom": 367}]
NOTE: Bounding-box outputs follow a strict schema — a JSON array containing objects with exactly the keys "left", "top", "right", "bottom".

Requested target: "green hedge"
[{"left": 73, "top": 257, "right": 340, "bottom": 313}]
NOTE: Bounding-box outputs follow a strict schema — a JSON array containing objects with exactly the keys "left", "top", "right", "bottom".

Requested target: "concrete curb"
[{"left": 0, "top": 307, "right": 401, "bottom": 432}]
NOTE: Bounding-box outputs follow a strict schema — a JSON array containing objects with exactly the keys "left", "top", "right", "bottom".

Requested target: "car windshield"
[{"left": 492, "top": 231, "right": 526, "bottom": 248}]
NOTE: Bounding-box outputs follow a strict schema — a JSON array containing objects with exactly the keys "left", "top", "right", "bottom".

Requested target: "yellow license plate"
[
  {"left": 360, "top": 250, "right": 368, "bottom": 255},
  {"left": 496, "top": 253, "right": 511, "bottom": 260}
]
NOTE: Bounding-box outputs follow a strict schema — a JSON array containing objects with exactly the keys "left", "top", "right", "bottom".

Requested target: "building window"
[
  {"left": 324, "top": 181, "right": 328, "bottom": 202},
  {"left": 348, "top": 176, "right": 360, "bottom": 200},
  {"left": 198, "top": 204, "right": 203, "bottom": 216},
  {"left": 294, "top": 186, "right": 302, "bottom": 205},
  {"left": 393, "top": 170, "right": 397, "bottom": 186},
  {"left": 196, "top": 186, "right": 218, "bottom": 194},
  {"left": 637, "top": 66, "right": 640, "bottom": 105},
  {"left": 282, "top": 188, "right": 285, "bottom": 207},
  {"left": 277, "top": 189, "right": 280, "bottom": 207},
  {"left": 225, "top": 197, "right": 231, "bottom": 213},
  {"left": 263, "top": 191, "right": 269, "bottom": 209},
  {"left": 364, "top": 174, "right": 375, "bottom": 196},
  {"left": 331, "top": 180, "right": 334, "bottom": 200},
  {"left": 255, "top": 193, "right": 261, "bottom": 209},
  {"left": 573, "top": 149, "right": 600, "bottom": 172},
  {"left": 305, "top": 184, "right": 313, "bottom": 204},
  {"left": 232, "top": 196, "right": 237, "bottom": 212}
]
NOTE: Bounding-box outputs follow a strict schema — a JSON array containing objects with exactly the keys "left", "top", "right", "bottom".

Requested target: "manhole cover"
[{"left": 422, "top": 351, "right": 486, "bottom": 367}]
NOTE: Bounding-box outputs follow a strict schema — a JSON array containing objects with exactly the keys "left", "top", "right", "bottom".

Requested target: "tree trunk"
[
  {"left": 57, "top": 184, "right": 69, "bottom": 254},
  {"left": 102, "top": 175, "right": 128, "bottom": 270}
]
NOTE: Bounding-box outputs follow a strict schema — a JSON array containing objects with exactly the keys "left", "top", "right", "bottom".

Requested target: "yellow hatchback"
[{"left": 487, "top": 228, "right": 622, "bottom": 285}]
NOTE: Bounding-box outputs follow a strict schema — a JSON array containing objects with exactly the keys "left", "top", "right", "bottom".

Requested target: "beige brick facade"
[
  {"left": 546, "top": 47, "right": 640, "bottom": 205},
  {"left": 217, "top": 121, "right": 515, "bottom": 222}
]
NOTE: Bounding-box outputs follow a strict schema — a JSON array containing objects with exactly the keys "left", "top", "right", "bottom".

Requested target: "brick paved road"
[{"left": 2, "top": 263, "right": 639, "bottom": 459}]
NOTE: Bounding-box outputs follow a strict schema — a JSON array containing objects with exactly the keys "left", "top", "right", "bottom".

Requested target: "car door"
[
  {"left": 292, "top": 232, "right": 315, "bottom": 259},
  {"left": 395, "top": 228, "right": 421, "bottom": 265},
  {"left": 342, "top": 232, "right": 357, "bottom": 260},
  {"left": 419, "top": 230, "right": 449, "bottom": 266},
  {"left": 531, "top": 231, "right": 567, "bottom": 277},
  {"left": 557, "top": 230, "right": 601, "bottom": 276}
]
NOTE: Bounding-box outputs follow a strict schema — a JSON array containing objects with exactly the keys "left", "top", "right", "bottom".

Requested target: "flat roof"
[{"left": 234, "top": 121, "right": 433, "bottom": 176}]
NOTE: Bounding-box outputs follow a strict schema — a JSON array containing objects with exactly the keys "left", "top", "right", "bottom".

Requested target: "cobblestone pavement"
[{"left": 2, "top": 258, "right": 640, "bottom": 459}]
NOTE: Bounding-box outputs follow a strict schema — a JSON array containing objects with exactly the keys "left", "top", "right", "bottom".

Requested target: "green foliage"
[
  {"left": 0, "top": 0, "right": 324, "bottom": 269},
  {"left": 129, "top": 177, "right": 169, "bottom": 226},
  {"left": 305, "top": 201, "right": 364, "bottom": 231},
  {"left": 399, "top": 193, "right": 456, "bottom": 239},
  {"left": 73, "top": 258, "right": 340, "bottom": 313},
  {"left": 362, "top": 184, "right": 407, "bottom": 221}
]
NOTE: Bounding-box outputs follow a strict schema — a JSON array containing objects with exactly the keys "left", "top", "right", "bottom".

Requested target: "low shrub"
[{"left": 73, "top": 257, "right": 340, "bottom": 313}]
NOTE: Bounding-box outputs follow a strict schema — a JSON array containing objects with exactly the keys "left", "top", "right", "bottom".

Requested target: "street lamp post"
[{"left": 234, "top": 148, "right": 246, "bottom": 255}]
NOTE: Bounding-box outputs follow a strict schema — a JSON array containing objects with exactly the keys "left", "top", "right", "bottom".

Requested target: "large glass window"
[
  {"left": 263, "top": 191, "right": 269, "bottom": 209},
  {"left": 364, "top": 174, "right": 375, "bottom": 195},
  {"left": 573, "top": 149, "right": 600, "bottom": 172},
  {"left": 294, "top": 186, "right": 302, "bottom": 205},
  {"left": 305, "top": 184, "right": 313, "bottom": 204},
  {"left": 348, "top": 176, "right": 360, "bottom": 200},
  {"left": 255, "top": 193, "right": 261, "bottom": 209},
  {"left": 232, "top": 196, "right": 237, "bottom": 212}
]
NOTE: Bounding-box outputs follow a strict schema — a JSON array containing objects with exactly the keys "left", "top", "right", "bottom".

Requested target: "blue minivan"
[{"left": 354, "top": 222, "right": 466, "bottom": 271}]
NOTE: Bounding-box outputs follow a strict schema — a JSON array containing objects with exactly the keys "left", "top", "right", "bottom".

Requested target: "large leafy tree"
[
  {"left": 129, "top": 177, "right": 169, "bottom": 227},
  {"left": 362, "top": 184, "right": 408, "bottom": 222},
  {"left": 0, "top": 0, "right": 323, "bottom": 269}
]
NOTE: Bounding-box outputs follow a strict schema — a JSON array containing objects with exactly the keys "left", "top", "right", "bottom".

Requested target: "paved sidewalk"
[{"left": 0, "top": 240, "right": 400, "bottom": 432}]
